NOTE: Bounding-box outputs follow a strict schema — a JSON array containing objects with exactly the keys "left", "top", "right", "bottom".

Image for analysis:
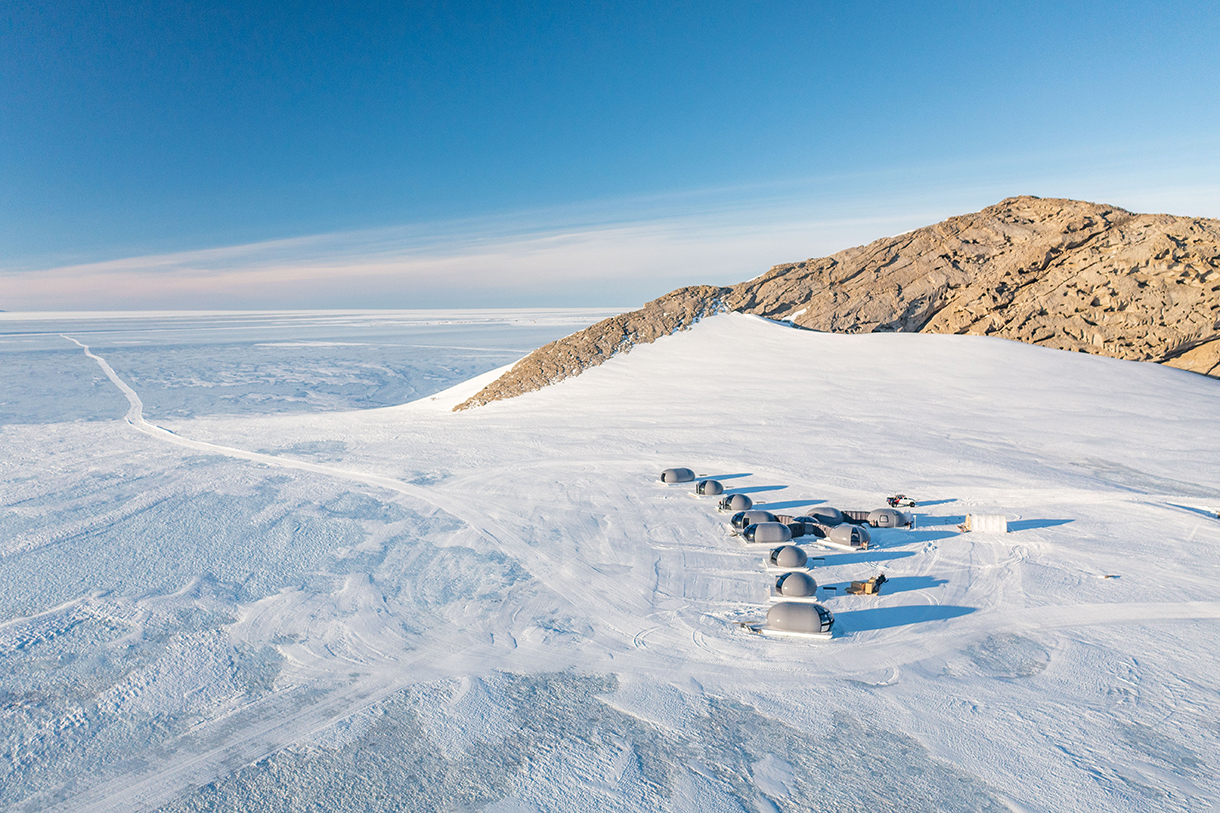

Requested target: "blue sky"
[{"left": 2, "top": 1, "right": 1218, "bottom": 309}]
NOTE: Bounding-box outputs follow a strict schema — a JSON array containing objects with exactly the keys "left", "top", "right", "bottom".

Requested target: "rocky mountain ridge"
[{"left": 455, "top": 196, "right": 1220, "bottom": 410}]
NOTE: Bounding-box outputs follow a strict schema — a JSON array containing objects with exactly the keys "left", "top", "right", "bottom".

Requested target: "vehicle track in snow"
[
  {"left": 55, "top": 336, "right": 762, "bottom": 811},
  {"left": 56, "top": 340, "right": 663, "bottom": 637},
  {"left": 60, "top": 334, "right": 646, "bottom": 643},
  {"left": 54, "top": 333, "right": 1220, "bottom": 813},
  {"left": 59, "top": 334, "right": 1035, "bottom": 678},
  {"left": 57, "top": 339, "right": 663, "bottom": 648},
  {"left": 50, "top": 337, "right": 629, "bottom": 810}
]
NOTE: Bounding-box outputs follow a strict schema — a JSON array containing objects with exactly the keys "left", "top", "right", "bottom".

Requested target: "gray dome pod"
[
  {"left": 806, "top": 506, "right": 844, "bottom": 525},
  {"left": 867, "top": 508, "right": 911, "bottom": 528},
  {"left": 695, "top": 479, "right": 724, "bottom": 496},
  {"left": 718, "top": 493, "right": 754, "bottom": 513},
  {"left": 743, "top": 522, "right": 792, "bottom": 545},
  {"left": 775, "top": 571, "right": 818, "bottom": 597},
  {"left": 765, "top": 602, "right": 835, "bottom": 635},
  {"left": 769, "top": 545, "right": 808, "bottom": 568},
  {"left": 730, "top": 510, "right": 777, "bottom": 533},
  {"left": 827, "top": 524, "right": 871, "bottom": 548},
  {"left": 661, "top": 468, "right": 696, "bottom": 483}
]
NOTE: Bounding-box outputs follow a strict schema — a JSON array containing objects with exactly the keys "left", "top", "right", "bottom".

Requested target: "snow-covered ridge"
[{"left": 456, "top": 195, "right": 1220, "bottom": 410}]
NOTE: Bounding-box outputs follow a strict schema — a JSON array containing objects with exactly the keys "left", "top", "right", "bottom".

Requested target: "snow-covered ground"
[{"left": 2, "top": 310, "right": 1218, "bottom": 812}]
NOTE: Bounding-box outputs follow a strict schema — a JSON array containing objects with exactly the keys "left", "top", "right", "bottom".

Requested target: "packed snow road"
[{"left": 1, "top": 311, "right": 1218, "bottom": 812}]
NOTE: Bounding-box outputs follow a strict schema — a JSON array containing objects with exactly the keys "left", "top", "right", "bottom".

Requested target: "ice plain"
[{"left": 1, "top": 309, "right": 1219, "bottom": 812}]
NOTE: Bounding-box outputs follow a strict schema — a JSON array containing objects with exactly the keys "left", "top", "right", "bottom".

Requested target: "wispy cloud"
[
  {"left": 0, "top": 201, "right": 941, "bottom": 311},
  {"left": 4, "top": 154, "right": 1217, "bottom": 311}
]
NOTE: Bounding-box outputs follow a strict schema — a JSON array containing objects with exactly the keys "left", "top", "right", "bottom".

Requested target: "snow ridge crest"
[{"left": 455, "top": 195, "right": 1220, "bottom": 410}]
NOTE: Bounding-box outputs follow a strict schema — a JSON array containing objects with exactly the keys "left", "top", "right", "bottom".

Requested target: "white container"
[{"left": 965, "top": 514, "right": 1008, "bottom": 533}]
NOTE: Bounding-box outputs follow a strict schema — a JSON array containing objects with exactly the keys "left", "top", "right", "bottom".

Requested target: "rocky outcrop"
[
  {"left": 454, "top": 286, "right": 731, "bottom": 410},
  {"left": 455, "top": 196, "right": 1220, "bottom": 410}
]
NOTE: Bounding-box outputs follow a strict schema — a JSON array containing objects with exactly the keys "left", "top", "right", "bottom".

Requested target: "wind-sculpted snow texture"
[
  {"left": 2, "top": 310, "right": 1219, "bottom": 812},
  {"left": 161, "top": 673, "right": 1006, "bottom": 813},
  {"left": 456, "top": 196, "right": 1220, "bottom": 409}
]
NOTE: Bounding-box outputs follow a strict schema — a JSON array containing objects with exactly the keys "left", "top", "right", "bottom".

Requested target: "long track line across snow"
[
  {"left": 53, "top": 335, "right": 699, "bottom": 813},
  {"left": 47, "top": 317, "right": 1220, "bottom": 813}
]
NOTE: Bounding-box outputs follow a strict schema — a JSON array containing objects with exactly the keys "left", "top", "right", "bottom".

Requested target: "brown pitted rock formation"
[{"left": 455, "top": 196, "right": 1220, "bottom": 410}]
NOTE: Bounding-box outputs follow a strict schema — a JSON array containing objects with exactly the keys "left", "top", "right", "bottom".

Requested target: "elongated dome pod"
[
  {"left": 718, "top": 493, "right": 753, "bottom": 513},
  {"left": 765, "top": 602, "right": 835, "bottom": 636},
  {"left": 769, "top": 545, "right": 808, "bottom": 568},
  {"left": 730, "top": 510, "right": 777, "bottom": 533},
  {"left": 695, "top": 479, "right": 724, "bottom": 496},
  {"left": 743, "top": 522, "right": 792, "bottom": 545},
  {"left": 827, "top": 524, "right": 871, "bottom": 548},
  {"left": 867, "top": 508, "right": 911, "bottom": 528},
  {"left": 775, "top": 571, "right": 818, "bottom": 597},
  {"left": 661, "top": 468, "right": 696, "bottom": 484},
  {"left": 806, "top": 506, "right": 844, "bottom": 525}
]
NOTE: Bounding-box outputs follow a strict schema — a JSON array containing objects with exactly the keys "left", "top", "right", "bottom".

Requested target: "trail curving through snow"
[
  {"left": 51, "top": 327, "right": 1220, "bottom": 813},
  {"left": 53, "top": 336, "right": 652, "bottom": 812},
  {"left": 62, "top": 333, "right": 465, "bottom": 498},
  {"left": 59, "top": 335, "right": 655, "bottom": 649},
  {"left": 62, "top": 335, "right": 148, "bottom": 426}
]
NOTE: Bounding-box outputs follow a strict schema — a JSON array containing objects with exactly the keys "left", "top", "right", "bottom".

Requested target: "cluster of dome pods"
[
  {"left": 660, "top": 467, "right": 916, "bottom": 639},
  {"left": 743, "top": 505, "right": 915, "bottom": 638},
  {"left": 656, "top": 469, "right": 820, "bottom": 638}
]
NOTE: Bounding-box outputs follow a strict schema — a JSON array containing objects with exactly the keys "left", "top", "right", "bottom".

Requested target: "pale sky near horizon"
[{"left": 3, "top": 1, "right": 1218, "bottom": 310}]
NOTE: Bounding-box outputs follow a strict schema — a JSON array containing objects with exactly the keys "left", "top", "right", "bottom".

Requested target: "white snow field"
[{"left": 2, "top": 310, "right": 1219, "bottom": 812}]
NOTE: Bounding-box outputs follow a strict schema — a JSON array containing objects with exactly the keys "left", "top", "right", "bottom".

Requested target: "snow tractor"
[{"left": 845, "top": 574, "right": 887, "bottom": 595}]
